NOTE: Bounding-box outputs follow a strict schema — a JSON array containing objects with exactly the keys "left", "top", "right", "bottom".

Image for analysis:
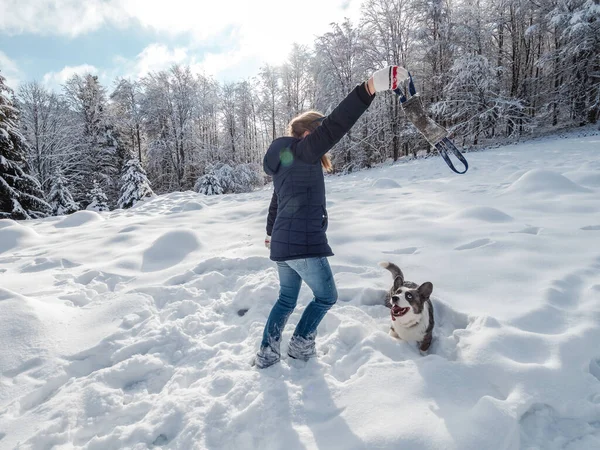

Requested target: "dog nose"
[{"left": 392, "top": 295, "right": 400, "bottom": 302}]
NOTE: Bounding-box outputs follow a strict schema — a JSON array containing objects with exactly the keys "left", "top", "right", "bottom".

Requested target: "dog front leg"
[
  {"left": 419, "top": 332, "right": 433, "bottom": 352},
  {"left": 389, "top": 326, "right": 401, "bottom": 340}
]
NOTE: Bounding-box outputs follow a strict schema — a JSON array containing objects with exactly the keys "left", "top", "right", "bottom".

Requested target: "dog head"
[{"left": 379, "top": 261, "right": 433, "bottom": 322}]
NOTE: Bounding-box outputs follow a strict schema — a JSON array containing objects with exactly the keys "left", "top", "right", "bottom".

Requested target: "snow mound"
[
  {"left": 564, "top": 170, "right": 600, "bottom": 188},
  {"left": 448, "top": 206, "right": 513, "bottom": 223},
  {"left": 505, "top": 169, "right": 590, "bottom": 195},
  {"left": 142, "top": 230, "right": 201, "bottom": 272},
  {"left": 0, "top": 286, "right": 26, "bottom": 302},
  {"left": 504, "top": 169, "right": 528, "bottom": 183},
  {"left": 55, "top": 211, "right": 103, "bottom": 228},
  {"left": 0, "top": 223, "right": 39, "bottom": 254},
  {"left": 372, "top": 178, "right": 400, "bottom": 189},
  {"left": 0, "top": 289, "right": 45, "bottom": 373},
  {"left": 0, "top": 219, "right": 17, "bottom": 229},
  {"left": 181, "top": 201, "right": 204, "bottom": 212}
]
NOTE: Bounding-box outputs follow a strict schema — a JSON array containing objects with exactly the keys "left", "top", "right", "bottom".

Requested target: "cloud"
[
  {"left": 0, "top": 50, "right": 22, "bottom": 89},
  {"left": 1, "top": 0, "right": 362, "bottom": 40},
  {"left": 42, "top": 64, "right": 99, "bottom": 90},
  {"left": 1, "top": 0, "right": 363, "bottom": 81},
  {"left": 0, "top": 0, "right": 121, "bottom": 37},
  {"left": 129, "top": 44, "right": 189, "bottom": 78}
]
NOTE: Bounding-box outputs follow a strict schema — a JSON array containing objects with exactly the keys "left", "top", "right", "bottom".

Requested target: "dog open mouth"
[{"left": 391, "top": 305, "right": 410, "bottom": 320}]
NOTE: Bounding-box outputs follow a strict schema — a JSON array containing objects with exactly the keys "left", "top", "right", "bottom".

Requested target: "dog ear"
[
  {"left": 418, "top": 282, "right": 433, "bottom": 299},
  {"left": 393, "top": 275, "right": 404, "bottom": 292}
]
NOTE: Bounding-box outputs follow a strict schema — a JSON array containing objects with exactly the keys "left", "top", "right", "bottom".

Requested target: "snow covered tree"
[
  {"left": 211, "top": 162, "right": 236, "bottom": 193},
  {"left": 257, "top": 64, "right": 283, "bottom": 142},
  {"left": 434, "top": 54, "right": 525, "bottom": 145},
  {"left": 110, "top": 78, "right": 143, "bottom": 161},
  {"left": 360, "top": 0, "right": 419, "bottom": 161},
  {"left": 86, "top": 179, "right": 109, "bottom": 212},
  {"left": 0, "top": 73, "right": 51, "bottom": 220},
  {"left": 47, "top": 168, "right": 79, "bottom": 216},
  {"left": 63, "top": 73, "right": 125, "bottom": 204},
  {"left": 547, "top": 0, "right": 600, "bottom": 125},
  {"left": 221, "top": 82, "right": 240, "bottom": 163},
  {"left": 314, "top": 20, "right": 371, "bottom": 170},
  {"left": 412, "top": 0, "right": 454, "bottom": 105},
  {"left": 18, "top": 81, "right": 76, "bottom": 194},
  {"left": 195, "top": 172, "right": 224, "bottom": 195},
  {"left": 117, "top": 158, "right": 154, "bottom": 209},
  {"left": 281, "top": 44, "right": 315, "bottom": 123},
  {"left": 141, "top": 66, "right": 199, "bottom": 191},
  {"left": 233, "top": 163, "right": 263, "bottom": 193}
]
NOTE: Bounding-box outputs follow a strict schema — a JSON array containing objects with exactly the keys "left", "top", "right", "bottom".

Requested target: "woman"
[{"left": 255, "top": 66, "right": 409, "bottom": 369}]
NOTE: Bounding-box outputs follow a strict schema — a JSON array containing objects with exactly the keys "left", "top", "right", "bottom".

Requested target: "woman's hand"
[{"left": 368, "top": 66, "right": 409, "bottom": 93}]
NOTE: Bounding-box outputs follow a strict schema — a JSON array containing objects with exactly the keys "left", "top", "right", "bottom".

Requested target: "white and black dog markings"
[{"left": 379, "top": 261, "right": 434, "bottom": 353}]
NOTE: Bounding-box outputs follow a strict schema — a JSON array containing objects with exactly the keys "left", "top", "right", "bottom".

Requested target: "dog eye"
[{"left": 405, "top": 293, "right": 413, "bottom": 301}]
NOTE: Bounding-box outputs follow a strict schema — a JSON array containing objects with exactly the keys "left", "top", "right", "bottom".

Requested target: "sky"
[{"left": 0, "top": 0, "right": 362, "bottom": 92}]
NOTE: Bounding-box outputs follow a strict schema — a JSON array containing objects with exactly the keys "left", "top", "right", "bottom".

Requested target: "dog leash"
[{"left": 394, "top": 73, "right": 469, "bottom": 174}]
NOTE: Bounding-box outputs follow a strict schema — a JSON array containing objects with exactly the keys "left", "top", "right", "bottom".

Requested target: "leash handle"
[
  {"left": 394, "top": 71, "right": 416, "bottom": 103},
  {"left": 435, "top": 138, "right": 469, "bottom": 174}
]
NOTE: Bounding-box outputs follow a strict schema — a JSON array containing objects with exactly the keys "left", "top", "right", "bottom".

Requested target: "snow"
[
  {"left": 141, "top": 230, "right": 201, "bottom": 272},
  {"left": 447, "top": 206, "right": 514, "bottom": 223},
  {"left": 1, "top": 135, "right": 600, "bottom": 449},
  {"left": 54, "top": 210, "right": 103, "bottom": 228},
  {"left": 505, "top": 169, "right": 591, "bottom": 195},
  {"left": 0, "top": 221, "right": 39, "bottom": 254},
  {"left": 371, "top": 177, "right": 401, "bottom": 189}
]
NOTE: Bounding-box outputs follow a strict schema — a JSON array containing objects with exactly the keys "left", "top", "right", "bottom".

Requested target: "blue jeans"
[{"left": 260, "top": 257, "right": 338, "bottom": 355}]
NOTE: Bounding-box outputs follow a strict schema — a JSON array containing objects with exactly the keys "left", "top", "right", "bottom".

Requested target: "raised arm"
[
  {"left": 292, "top": 82, "right": 373, "bottom": 165},
  {"left": 293, "top": 66, "right": 409, "bottom": 165}
]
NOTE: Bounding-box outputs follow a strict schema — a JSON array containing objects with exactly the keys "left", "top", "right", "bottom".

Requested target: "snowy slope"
[{"left": 1, "top": 135, "right": 600, "bottom": 450}]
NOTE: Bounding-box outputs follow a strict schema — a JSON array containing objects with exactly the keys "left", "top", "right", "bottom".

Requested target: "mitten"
[{"left": 372, "top": 66, "right": 409, "bottom": 92}]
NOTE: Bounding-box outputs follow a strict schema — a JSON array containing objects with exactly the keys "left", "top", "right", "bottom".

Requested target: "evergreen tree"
[
  {"left": 233, "top": 163, "right": 263, "bottom": 193},
  {"left": 48, "top": 168, "right": 79, "bottom": 216},
  {"left": 86, "top": 179, "right": 109, "bottom": 212},
  {"left": 63, "top": 73, "right": 125, "bottom": 204},
  {"left": 195, "top": 173, "right": 224, "bottom": 196},
  {"left": 0, "top": 73, "right": 51, "bottom": 220},
  {"left": 210, "top": 162, "right": 236, "bottom": 193},
  {"left": 117, "top": 158, "right": 154, "bottom": 209}
]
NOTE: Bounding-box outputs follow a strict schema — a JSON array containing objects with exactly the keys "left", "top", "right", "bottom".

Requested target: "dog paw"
[{"left": 388, "top": 328, "right": 400, "bottom": 339}]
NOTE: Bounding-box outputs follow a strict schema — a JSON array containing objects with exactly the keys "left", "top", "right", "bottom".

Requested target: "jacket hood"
[{"left": 263, "top": 137, "right": 296, "bottom": 176}]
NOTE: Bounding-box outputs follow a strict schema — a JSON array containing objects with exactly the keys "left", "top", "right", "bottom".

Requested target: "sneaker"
[
  {"left": 287, "top": 335, "right": 317, "bottom": 361},
  {"left": 254, "top": 345, "right": 280, "bottom": 369}
]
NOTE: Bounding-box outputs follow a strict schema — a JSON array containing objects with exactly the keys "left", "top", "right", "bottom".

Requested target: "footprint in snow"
[
  {"left": 382, "top": 247, "right": 419, "bottom": 255},
  {"left": 589, "top": 358, "right": 600, "bottom": 383},
  {"left": 510, "top": 226, "right": 542, "bottom": 235},
  {"left": 581, "top": 225, "right": 600, "bottom": 231},
  {"left": 454, "top": 239, "right": 494, "bottom": 251}
]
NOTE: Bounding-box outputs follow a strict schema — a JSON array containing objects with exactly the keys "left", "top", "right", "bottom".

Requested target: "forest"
[{"left": 1, "top": 0, "right": 598, "bottom": 218}]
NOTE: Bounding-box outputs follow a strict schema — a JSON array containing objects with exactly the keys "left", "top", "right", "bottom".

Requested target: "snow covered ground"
[{"left": 1, "top": 134, "right": 600, "bottom": 449}]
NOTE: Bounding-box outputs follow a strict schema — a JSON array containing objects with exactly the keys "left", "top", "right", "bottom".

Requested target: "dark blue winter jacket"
[{"left": 264, "top": 82, "right": 374, "bottom": 261}]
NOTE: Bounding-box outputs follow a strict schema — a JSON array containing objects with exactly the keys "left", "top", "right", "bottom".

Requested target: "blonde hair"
[{"left": 287, "top": 110, "right": 333, "bottom": 172}]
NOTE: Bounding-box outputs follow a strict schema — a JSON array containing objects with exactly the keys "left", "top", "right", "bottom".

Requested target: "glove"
[
  {"left": 265, "top": 235, "right": 271, "bottom": 249},
  {"left": 371, "top": 66, "right": 409, "bottom": 92}
]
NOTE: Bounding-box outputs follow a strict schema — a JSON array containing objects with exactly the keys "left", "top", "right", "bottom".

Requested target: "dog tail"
[{"left": 378, "top": 261, "right": 404, "bottom": 280}]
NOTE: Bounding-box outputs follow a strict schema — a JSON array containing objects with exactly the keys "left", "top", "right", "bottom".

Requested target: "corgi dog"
[{"left": 380, "top": 262, "right": 434, "bottom": 352}]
